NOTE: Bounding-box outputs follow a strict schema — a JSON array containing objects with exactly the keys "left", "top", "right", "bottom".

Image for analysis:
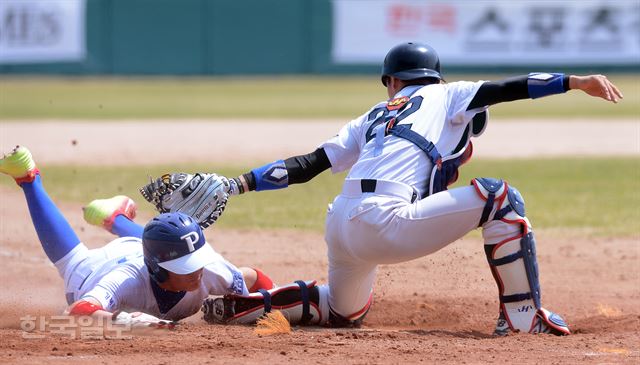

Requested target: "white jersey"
[
  {"left": 321, "top": 81, "right": 486, "bottom": 197},
  {"left": 55, "top": 237, "right": 248, "bottom": 321}
]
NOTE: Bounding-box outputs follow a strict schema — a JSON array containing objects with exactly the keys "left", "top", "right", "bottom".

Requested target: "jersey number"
[{"left": 365, "top": 96, "right": 423, "bottom": 143}]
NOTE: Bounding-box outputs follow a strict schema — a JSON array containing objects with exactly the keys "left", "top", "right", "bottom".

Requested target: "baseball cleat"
[
  {"left": 83, "top": 195, "right": 137, "bottom": 233},
  {"left": 494, "top": 308, "right": 570, "bottom": 336},
  {"left": 0, "top": 145, "right": 39, "bottom": 185},
  {"left": 533, "top": 308, "right": 571, "bottom": 335},
  {"left": 201, "top": 297, "right": 235, "bottom": 324}
]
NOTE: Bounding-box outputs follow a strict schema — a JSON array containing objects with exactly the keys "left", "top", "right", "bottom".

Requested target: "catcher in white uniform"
[
  {"left": 0, "top": 146, "right": 274, "bottom": 329},
  {"left": 140, "top": 42, "right": 623, "bottom": 335}
]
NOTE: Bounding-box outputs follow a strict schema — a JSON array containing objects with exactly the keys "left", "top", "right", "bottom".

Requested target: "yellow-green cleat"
[
  {"left": 0, "top": 145, "right": 39, "bottom": 185},
  {"left": 83, "top": 195, "right": 137, "bottom": 233}
]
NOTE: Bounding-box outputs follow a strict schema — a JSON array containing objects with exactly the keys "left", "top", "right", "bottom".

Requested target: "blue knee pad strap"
[
  {"left": 475, "top": 178, "right": 527, "bottom": 224},
  {"left": 494, "top": 186, "right": 526, "bottom": 220},
  {"left": 487, "top": 251, "right": 523, "bottom": 266},
  {"left": 258, "top": 289, "right": 272, "bottom": 313},
  {"left": 295, "top": 280, "right": 313, "bottom": 325},
  {"left": 501, "top": 292, "right": 533, "bottom": 303},
  {"left": 475, "top": 178, "right": 503, "bottom": 226}
]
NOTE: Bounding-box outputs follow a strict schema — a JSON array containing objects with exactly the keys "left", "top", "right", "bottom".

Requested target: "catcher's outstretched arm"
[
  {"left": 467, "top": 73, "right": 622, "bottom": 110},
  {"left": 232, "top": 148, "right": 331, "bottom": 194},
  {"left": 138, "top": 152, "right": 330, "bottom": 226}
]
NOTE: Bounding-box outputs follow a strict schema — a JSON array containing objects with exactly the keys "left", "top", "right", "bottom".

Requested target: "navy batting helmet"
[
  {"left": 142, "top": 212, "right": 216, "bottom": 283},
  {"left": 381, "top": 42, "right": 442, "bottom": 86}
]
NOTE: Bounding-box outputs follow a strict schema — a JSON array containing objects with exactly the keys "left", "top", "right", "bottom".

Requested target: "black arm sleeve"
[
  {"left": 285, "top": 148, "right": 332, "bottom": 184},
  {"left": 467, "top": 75, "right": 571, "bottom": 111},
  {"left": 241, "top": 148, "right": 332, "bottom": 191}
]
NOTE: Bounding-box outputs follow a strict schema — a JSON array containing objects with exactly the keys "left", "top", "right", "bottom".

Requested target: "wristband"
[
  {"left": 251, "top": 160, "right": 289, "bottom": 191},
  {"left": 527, "top": 73, "right": 565, "bottom": 99},
  {"left": 69, "top": 300, "right": 103, "bottom": 316}
]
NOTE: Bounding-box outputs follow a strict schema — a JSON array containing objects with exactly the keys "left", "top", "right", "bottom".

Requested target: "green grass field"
[
  {"left": 1, "top": 75, "right": 638, "bottom": 119},
  {"left": 2, "top": 158, "right": 637, "bottom": 237},
  {"left": 1, "top": 76, "right": 637, "bottom": 237}
]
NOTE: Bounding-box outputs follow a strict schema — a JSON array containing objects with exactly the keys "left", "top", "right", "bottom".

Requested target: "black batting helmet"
[{"left": 381, "top": 42, "right": 442, "bottom": 86}]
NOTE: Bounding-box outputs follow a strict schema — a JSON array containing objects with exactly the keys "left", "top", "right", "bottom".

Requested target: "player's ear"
[{"left": 386, "top": 77, "right": 399, "bottom": 97}]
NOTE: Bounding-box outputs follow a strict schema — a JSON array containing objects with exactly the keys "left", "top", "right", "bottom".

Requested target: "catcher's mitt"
[{"left": 140, "top": 173, "right": 229, "bottom": 229}]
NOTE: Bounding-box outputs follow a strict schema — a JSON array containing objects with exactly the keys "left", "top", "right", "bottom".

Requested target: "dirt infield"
[
  {"left": 0, "top": 120, "right": 639, "bottom": 364},
  {"left": 1, "top": 119, "right": 639, "bottom": 165}
]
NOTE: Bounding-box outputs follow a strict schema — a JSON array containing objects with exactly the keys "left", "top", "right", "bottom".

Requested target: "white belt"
[{"left": 341, "top": 179, "right": 419, "bottom": 202}]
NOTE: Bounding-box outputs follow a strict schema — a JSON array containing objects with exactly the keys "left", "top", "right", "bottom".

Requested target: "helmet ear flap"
[
  {"left": 145, "top": 257, "right": 169, "bottom": 283},
  {"left": 381, "top": 75, "right": 390, "bottom": 87}
]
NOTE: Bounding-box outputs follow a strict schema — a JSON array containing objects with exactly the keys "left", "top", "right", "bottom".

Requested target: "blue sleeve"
[
  {"left": 467, "top": 73, "right": 569, "bottom": 110},
  {"left": 251, "top": 160, "right": 289, "bottom": 191},
  {"left": 527, "top": 73, "right": 566, "bottom": 99}
]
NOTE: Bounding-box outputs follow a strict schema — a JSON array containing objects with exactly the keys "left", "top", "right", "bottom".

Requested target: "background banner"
[
  {"left": 332, "top": 0, "right": 640, "bottom": 65},
  {"left": 0, "top": 0, "right": 85, "bottom": 64}
]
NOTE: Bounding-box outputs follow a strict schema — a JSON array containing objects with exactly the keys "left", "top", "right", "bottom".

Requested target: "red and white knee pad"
[{"left": 202, "top": 281, "right": 329, "bottom": 326}]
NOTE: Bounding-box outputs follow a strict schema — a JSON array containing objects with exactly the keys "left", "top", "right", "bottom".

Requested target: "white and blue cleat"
[{"left": 495, "top": 307, "right": 570, "bottom": 336}]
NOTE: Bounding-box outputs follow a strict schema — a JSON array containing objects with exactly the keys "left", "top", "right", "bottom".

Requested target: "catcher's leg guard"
[
  {"left": 472, "top": 177, "right": 570, "bottom": 336},
  {"left": 202, "top": 281, "right": 329, "bottom": 326}
]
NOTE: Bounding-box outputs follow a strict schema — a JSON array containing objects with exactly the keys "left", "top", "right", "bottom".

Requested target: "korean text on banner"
[{"left": 332, "top": 0, "right": 640, "bottom": 66}]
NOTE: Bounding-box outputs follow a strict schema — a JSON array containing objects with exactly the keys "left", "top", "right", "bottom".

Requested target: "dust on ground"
[
  {"left": 1, "top": 187, "right": 638, "bottom": 364},
  {"left": 0, "top": 120, "right": 639, "bottom": 364}
]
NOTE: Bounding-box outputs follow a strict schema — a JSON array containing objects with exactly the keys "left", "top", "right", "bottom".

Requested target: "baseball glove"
[{"left": 140, "top": 173, "right": 229, "bottom": 229}]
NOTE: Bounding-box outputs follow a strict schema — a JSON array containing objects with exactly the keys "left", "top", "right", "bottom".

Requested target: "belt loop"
[
  {"left": 343, "top": 179, "right": 415, "bottom": 202},
  {"left": 361, "top": 179, "right": 377, "bottom": 193}
]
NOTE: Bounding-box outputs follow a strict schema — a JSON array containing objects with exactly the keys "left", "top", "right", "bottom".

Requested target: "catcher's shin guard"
[
  {"left": 473, "top": 178, "right": 570, "bottom": 336},
  {"left": 202, "top": 281, "right": 329, "bottom": 326}
]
